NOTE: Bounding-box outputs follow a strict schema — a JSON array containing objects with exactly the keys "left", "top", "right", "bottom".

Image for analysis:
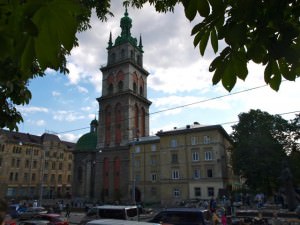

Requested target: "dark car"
[
  {"left": 8, "top": 204, "right": 27, "bottom": 218},
  {"left": 148, "top": 208, "right": 209, "bottom": 225},
  {"left": 33, "top": 214, "right": 69, "bottom": 225},
  {"left": 19, "top": 207, "right": 48, "bottom": 220}
]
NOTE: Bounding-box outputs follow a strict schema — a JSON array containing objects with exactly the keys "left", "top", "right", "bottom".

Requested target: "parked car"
[
  {"left": 33, "top": 213, "right": 69, "bottom": 225},
  {"left": 19, "top": 207, "right": 48, "bottom": 220},
  {"left": 148, "top": 208, "right": 209, "bottom": 225},
  {"left": 18, "top": 220, "right": 52, "bottom": 225},
  {"left": 86, "top": 219, "right": 163, "bottom": 225},
  {"left": 79, "top": 205, "right": 138, "bottom": 225},
  {"left": 8, "top": 204, "right": 27, "bottom": 218},
  {"left": 4, "top": 215, "right": 16, "bottom": 225}
]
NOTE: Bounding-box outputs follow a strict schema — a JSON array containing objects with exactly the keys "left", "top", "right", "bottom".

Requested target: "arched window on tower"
[
  {"left": 105, "top": 106, "right": 111, "bottom": 146},
  {"left": 133, "top": 82, "right": 137, "bottom": 93},
  {"left": 114, "top": 157, "right": 120, "bottom": 193},
  {"left": 139, "top": 77, "right": 144, "bottom": 96},
  {"left": 115, "top": 103, "right": 122, "bottom": 145},
  {"left": 141, "top": 107, "right": 146, "bottom": 137},
  {"left": 134, "top": 104, "right": 139, "bottom": 137},
  {"left": 103, "top": 158, "right": 109, "bottom": 197},
  {"left": 121, "top": 49, "right": 125, "bottom": 59},
  {"left": 118, "top": 81, "right": 123, "bottom": 92},
  {"left": 137, "top": 55, "right": 141, "bottom": 66},
  {"left": 108, "top": 83, "right": 113, "bottom": 95},
  {"left": 131, "top": 50, "right": 134, "bottom": 60}
]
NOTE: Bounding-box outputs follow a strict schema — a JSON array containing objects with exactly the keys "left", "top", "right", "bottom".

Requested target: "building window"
[
  {"left": 173, "top": 188, "right": 180, "bottom": 197},
  {"left": 208, "top": 187, "right": 214, "bottom": 196},
  {"left": 16, "top": 159, "right": 20, "bottom": 168},
  {"left": 24, "top": 173, "right": 28, "bottom": 182},
  {"left": 59, "top": 163, "right": 63, "bottom": 170},
  {"left": 193, "top": 168, "right": 200, "bottom": 179},
  {"left": 33, "top": 160, "right": 37, "bottom": 168},
  {"left": 170, "top": 139, "right": 177, "bottom": 148},
  {"left": 32, "top": 173, "right": 36, "bottom": 181},
  {"left": 194, "top": 187, "right": 201, "bottom": 197},
  {"left": 205, "top": 151, "right": 213, "bottom": 160},
  {"left": 204, "top": 135, "right": 211, "bottom": 144},
  {"left": 9, "top": 173, "right": 13, "bottom": 181},
  {"left": 150, "top": 155, "right": 157, "bottom": 165},
  {"left": 51, "top": 174, "right": 55, "bottom": 183},
  {"left": 43, "top": 174, "right": 48, "bottom": 182},
  {"left": 172, "top": 169, "right": 180, "bottom": 179},
  {"left": 151, "top": 173, "right": 157, "bottom": 182},
  {"left": 0, "top": 157, "right": 2, "bottom": 167},
  {"left": 58, "top": 174, "right": 62, "bottom": 183},
  {"left": 118, "top": 81, "right": 123, "bottom": 92},
  {"left": 52, "top": 162, "right": 56, "bottom": 169},
  {"left": 133, "top": 82, "right": 137, "bottom": 93},
  {"left": 207, "top": 169, "right": 213, "bottom": 178},
  {"left": 67, "top": 175, "right": 71, "bottom": 182},
  {"left": 151, "top": 144, "right": 156, "bottom": 151},
  {"left": 192, "top": 152, "right": 199, "bottom": 161},
  {"left": 135, "top": 146, "right": 140, "bottom": 153},
  {"left": 108, "top": 84, "right": 113, "bottom": 95},
  {"left": 171, "top": 153, "right": 178, "bottom": 164},
  {"left": 191, "top": 136, "right": 197, "bottom": 145}
]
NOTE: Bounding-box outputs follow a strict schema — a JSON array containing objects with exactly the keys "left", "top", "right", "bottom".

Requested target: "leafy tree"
[
  {"left": 0, "top": 0, "right": 112, "bottom": 131},
  {"left": 2, "top": 0, "right": 300, "bottom": 131},
  {"left": 230, "top": 109, "right": 291, "bottom": 195},
  {"left": 125, "top": 0, "right": 300, "bottom": 91}
]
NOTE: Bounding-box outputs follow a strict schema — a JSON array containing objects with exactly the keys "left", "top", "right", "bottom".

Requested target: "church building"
[
  {"left": 72, "top": 9, "right": 238, "bottom": 205},
  {"left": 72, "top": 8, "right": 152, "bottom": 203}
]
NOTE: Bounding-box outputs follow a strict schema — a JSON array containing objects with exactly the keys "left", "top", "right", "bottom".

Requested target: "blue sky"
[{"left": 17, "top": 2, "right": 300, "bottom": 142}]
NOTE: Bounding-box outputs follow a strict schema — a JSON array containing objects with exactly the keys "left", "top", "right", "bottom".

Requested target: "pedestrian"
[
  {"left": 0, "top": 198, "right": 8, "bottom": 225},
  {"left": 65, "top": 203, "right": 71, "bottom": 218},
  {"left": 221, "top": 212, "right": 227, "bottom": 225},
  {"left": 212, "top": 211, "right": 219, "bottom": 225}
]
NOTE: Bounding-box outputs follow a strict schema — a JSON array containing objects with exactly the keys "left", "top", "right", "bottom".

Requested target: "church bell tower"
[{"left": 97, "top": 8, "right": 152, "bottom": 149}]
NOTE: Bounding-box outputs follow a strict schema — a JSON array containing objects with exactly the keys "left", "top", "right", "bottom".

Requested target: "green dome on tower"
[{"left": 75, "top": 119, "right": 98, "bottom": 152}]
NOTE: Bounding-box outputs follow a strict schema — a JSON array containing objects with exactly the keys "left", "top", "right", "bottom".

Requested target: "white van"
[
  {"left": 79, "top": 205, "right": 139, "bottom": 225},
  {"left": 86, "top": 219, "right": 160, "bottom": 225}
]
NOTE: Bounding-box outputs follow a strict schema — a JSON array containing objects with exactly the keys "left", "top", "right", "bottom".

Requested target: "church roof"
[{"left": 75, "top": 119, "right": 98, "bottom": 152}]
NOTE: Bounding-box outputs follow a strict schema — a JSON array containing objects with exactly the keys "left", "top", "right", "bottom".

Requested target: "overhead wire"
[{"left": 55, "top": 82, "right": 300, "bottom": 135}]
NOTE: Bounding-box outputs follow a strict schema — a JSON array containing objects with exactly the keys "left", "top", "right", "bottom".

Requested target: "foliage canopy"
[
  {"left": 1, "top": 0, "right": 300, "bottom": 130},
  {"left": 231, "top": 109, "right": 299, "bottom": 194}
]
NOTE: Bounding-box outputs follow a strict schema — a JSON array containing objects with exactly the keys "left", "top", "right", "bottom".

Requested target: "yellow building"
[
  {"left": 129, "top": 123, "right": 239, "bottom": 206},
  {"left": 0, "top": 129, "right": 74, "bottom": 200}
]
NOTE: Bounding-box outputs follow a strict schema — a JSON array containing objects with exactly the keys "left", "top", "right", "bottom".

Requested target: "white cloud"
[
  {"left": 77, "top": 86, "right": 89, "bottom": 94},
  {"left": 18, "top": 106, "right": 49, "bottom": 114},
  {"left": 36, "top": 120, "right": 46, "bottom": 126},
  {"left": 53, "top": 111, "right": 85, "bottom": 122},
  {"left": 58, "top": 133, "right": 82, "bottom": 143},
  {"left": 52, "top": 91, "right": 61, "bottom": 97}
]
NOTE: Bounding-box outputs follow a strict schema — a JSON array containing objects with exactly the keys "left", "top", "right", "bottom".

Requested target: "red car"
[{"left": 33, "top": 214, "right": 69, "bottom": 225}]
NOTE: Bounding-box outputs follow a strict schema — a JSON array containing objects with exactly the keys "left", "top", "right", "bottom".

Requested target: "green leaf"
[
  {"left": 210, "top": 27, "right": 218, "bottom": 53},
  {"left": 264, "top": 60, "right": 281, "bottom": 91},
  {"left": 209, "top": 55, "right": 221, "bottom": 72},
  {"left": 193, "top": 32, "right": 202, "bottom": 47},
  {"left": 200, "top": 31, "right": 209, "bottom": 56},
  {"left": 222, "top": 62, "right": 237, "bottom": 91},
  {"left": 212, "top": 64, "right": 224, "bottom": 85},
  {"left": 191, "top": 22, "right": 202, "bottom": 36},
  {"left": 21, "top": 37, "right": 35, "bottom": 76},
  {"left": 197, "top": 0, "right": 210, "bottom": 17},
  {"left": 184, "top": 0, "right": 197, "bottom": 21}
]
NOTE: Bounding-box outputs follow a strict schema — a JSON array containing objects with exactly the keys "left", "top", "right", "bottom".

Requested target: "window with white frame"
[
  {"left": 170, "top": 138, "right": 177, "bottom": 148},
  {"left": 192, "top": 151, "right": 199, "bottom": 161},
  {"left": 172, "top": 169, "right": 180, "bottom": 179},
  {"left": 208, "top": 187, "right": 214, "bottom": 196},
  {"left": 134, "top": 159, "right": 140, "bottom": 167},
  {"left": 205, "top": 151, "right": 213, "bottom": 160},
  {"left": 151, "top": 144, "right": 156, "bottom": 151},
  {"left": 150, "top": 155, "right": 157, "bottom": 165},
  {"left": 193, "top": 168, "right": 200, "bottom": 179},
  {"left": 151, "top": 173, "right": 157, "bottom": 182},
  {"left": 171, "top": 153, "right": 178, "bottom": 164},
  {"left": 203, "top": 135, "right": 211, "bottom": 144},
  {"left": 194, "top": 187, "right": 201, "bottom": 197},
  {"left": 191, "top": 136, "right": 197, "bottom": 145},
  {"left": 135, "top": 146, "right": 140, "bottom": 153},
  {"left": 173, "top": 188, "right": 180, "bottom": 197}
]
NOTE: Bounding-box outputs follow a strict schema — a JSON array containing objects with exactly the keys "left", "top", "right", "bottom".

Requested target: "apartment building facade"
[
  {"left": 129, "top": 123, "right": 238, "bottom": 206},
  {"left": 0, "top": 129, "right": 74, "bottom": 200}
]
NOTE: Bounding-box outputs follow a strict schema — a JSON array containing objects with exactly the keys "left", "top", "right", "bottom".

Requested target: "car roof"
[
  {"left": 162, "top": 208, "right": 207, "bottom": 212},
  {"left": 87, "top": 219, "right": 159, "bottom": 225},
  {"left": 92, "top": 205, "right": 137, "bottom": 210}
]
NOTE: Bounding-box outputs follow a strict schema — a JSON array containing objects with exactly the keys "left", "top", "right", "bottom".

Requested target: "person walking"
[
  {"left": 221, "top": 212, "right": 227, "bottom": 225},
  {"left": 65, "top": 203, "right": 71, "bottom": 218}
]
